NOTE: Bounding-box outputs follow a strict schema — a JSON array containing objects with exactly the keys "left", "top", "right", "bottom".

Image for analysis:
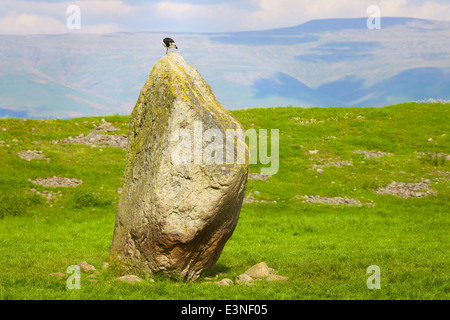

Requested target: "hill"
[
  {"left": 1, "top": 17, "right": 450, "bottom": 118},
  {"left": 0, "top": 102, "right": 448, "bottom": 299}
]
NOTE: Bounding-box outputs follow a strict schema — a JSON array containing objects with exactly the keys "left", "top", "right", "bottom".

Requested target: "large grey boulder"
[{"left": 109, "top": 53, "right": 249, "bottom": 281}]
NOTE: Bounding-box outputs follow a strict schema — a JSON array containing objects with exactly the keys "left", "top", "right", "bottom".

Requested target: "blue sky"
[{"left": 0, "top": 0, "right": 449, "bottom": 34}]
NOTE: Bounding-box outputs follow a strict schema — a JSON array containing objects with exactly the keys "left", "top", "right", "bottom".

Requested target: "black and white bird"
[{"left": 162, "top": 37, "right": 178, "bottom": 54}]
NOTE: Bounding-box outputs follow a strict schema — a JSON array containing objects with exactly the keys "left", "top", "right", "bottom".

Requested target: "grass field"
[{"left": 0, "top": 102, "right": 448, "bottom": 299}]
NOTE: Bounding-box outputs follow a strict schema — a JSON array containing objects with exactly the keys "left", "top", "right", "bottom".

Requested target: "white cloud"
[
  {"left": 0, "top": 0, "right": 133, "bottom": 34},
  {"left": 153, "top": 0, "right": 450, "bottom": 32},
  {"left": 0, "top": 0, "right": 133, "bottom": 17},
  {"left": 74, "top": 0, "right": 133, "bottom": 16},
  {"left": 239, "top": 0, "right": 450, "bottom": 31},
  {"left": 153, "top": 1, "right": 239, "bottom": 32},
  {"left": 0, "top": 0, "right": 449, "bottom": 34},
  {"left": 379, "top": 0, "right": 450, "bottom": 21},
  {"left": 0, "top": 13, "right": 67, "bottom": 34}
]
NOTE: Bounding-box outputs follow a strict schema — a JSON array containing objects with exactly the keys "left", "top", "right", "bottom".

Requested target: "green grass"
[{"left": 0, "top": 103, "right": 449, "bottom": 299}]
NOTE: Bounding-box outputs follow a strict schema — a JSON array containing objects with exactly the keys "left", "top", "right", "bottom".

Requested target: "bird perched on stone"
[{"left": 162, "top": 37, "right": 178, "bottom": 54}]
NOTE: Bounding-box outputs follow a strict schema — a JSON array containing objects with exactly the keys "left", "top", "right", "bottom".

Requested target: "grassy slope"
[{"left": 0, "top": 102, "right": 448, "bottom": 299}]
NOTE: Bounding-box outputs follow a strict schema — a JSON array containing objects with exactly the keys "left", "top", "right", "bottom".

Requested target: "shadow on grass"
[{"left": 209, "top": 263, "right": 231, "bottom": 275}]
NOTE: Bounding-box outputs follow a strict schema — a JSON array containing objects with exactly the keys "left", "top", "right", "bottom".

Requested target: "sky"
[{"left": 0, "top": 0, "right": 449, "bottom": 34}]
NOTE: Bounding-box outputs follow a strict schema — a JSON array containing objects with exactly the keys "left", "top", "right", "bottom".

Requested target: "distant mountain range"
[{"left": 0, "top": 17, "right": 449, "bottom": 118}]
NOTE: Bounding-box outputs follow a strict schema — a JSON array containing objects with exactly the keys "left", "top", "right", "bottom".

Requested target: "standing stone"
[{"left": 109, "top": 53, "right": 249, "bottom": 281}]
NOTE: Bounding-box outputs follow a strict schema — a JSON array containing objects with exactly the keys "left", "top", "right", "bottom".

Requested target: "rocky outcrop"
[{"left": 109, "top": 53, "right": 249, "bottom": 281}]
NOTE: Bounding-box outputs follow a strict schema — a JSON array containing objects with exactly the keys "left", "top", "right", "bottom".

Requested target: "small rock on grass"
[
  {"left": 116, "top": 275, "right": 144, "bottom": 284},
  {"left": 235, "top": 274, "right": 254, "bottom": 285},
  {"left": 248, "top": 173, "right": 269, "bottom": 181},
  {"left": 216, "top": 278, "right": 233, "bottom": 286},
  {"left": 212, "top": 262, "right": 288, "bottom": 286},
  {"left": 244, "top": 262, "right": 289, "bottom": 282},
  {"left": 244, "top": 262, "right": 271, "bottom": 279},
  {"left": 77, "top": 261, "right": 97, "bottom": 273}
]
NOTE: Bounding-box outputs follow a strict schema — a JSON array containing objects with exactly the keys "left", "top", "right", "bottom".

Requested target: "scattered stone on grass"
[
  {"left": 203, "top": 274, "right": 219, "bottom": 280},
  {"left": 235, "top": 274, "right": 254, "bottom": 285},
  {"left": 248, "top": 173, "right": 269, "bottom": 181},
  {"left": 17, "top": 150, "right": 49, "bottom": 162},
  {"left": 291, "top": 117, "right": 324, "bottom": 125},
  {"left": 60, "top": 130, "right": 127, "bottom": 150},
  {"left": 102, "top": 262, "right": 109, "bottom": 269},
  {"left": 30, "top": 176, "right": 82, "bottom": 187},
  {"left": 243, "top": 195, "right": 269, "bottom": 203},
  {"left": 29, "top": 188, "right": 62, "bottom": 203},
  {"left": 216, "top": 278, "right": 233, "bottom": 286},
  {"left": 302, "top": 195, "right": 363, "bottom": 207},
  {"left": 312, "top": 159, "right": 353, "bottom": 169},
  {"left": 213, "top": 262, "right": 288, "bottom": 286},
  {"left": 116, "top": 275, "right": 144, "bottom": 284},
  {"left": 375, "top": 179, "right": 437, "bottom": 198},
  {"left": 433, "top": 170, "right": 449, "bottom": 181},
  {"left": 77, "top": 261, "right": 97, "bottom": 273},
  {"left": 353, "top": 150, "right": 393, "bottom": 158},
  {"left": 94, "top": 119, "right": 120, "bottom": 132},
  {"left": 415, "top": 152, "right": 450, "bottom": 161}
]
